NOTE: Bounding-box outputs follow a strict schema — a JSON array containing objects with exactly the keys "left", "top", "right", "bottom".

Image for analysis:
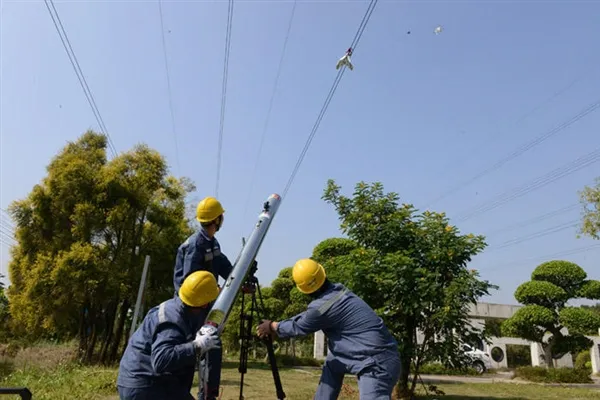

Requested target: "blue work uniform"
[
  {"left": 117, "top": 296, "right": 204, "bottom": 400},
  {"left": 276, "top": 283, "right": 401, "bottom": 400},
  {"left": 173, "top": 229, "right": 233, "bottom": 400}
]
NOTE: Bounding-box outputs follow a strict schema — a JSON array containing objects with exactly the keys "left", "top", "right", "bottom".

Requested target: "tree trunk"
[
  {"left": 100, "top": 300, "right": 118, "bottom": 364},
  {"left": 544, "top": 346, "right": 554, "bottom": 368},
  {"left": 85, "top": 311, "right": 98, "bottom": 364},
  {"left": 396, "top": 355, "right": 412, "bottom": 400},
  {"left": 109, "top": 298, "right": 129, "bottom": 363}
]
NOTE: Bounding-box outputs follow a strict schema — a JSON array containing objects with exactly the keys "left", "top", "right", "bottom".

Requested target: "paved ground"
[{"left": 419, "top": 373, "right": 600, "bottom": 389}]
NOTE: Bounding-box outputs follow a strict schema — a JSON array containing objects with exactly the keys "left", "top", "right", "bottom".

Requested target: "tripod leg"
[
  {"left": 252, "top": 287, "right": 286, "bottom": 400},
  {"left": 238, "top": 291, "right": 249, "bottom": 400},
  {"left": 263, "top": 335, "right": 286, "bottom": 399}
]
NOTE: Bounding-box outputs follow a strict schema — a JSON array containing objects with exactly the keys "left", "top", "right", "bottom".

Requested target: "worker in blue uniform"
[
  {"left": 257, "top": 259, "right": 401, "bottom": 400},
  {"left": 117, "top": 271, "right": 221, "bottom": 400},
  {"left": 173, "top": 197, "right": 233, "bottom": 400}
]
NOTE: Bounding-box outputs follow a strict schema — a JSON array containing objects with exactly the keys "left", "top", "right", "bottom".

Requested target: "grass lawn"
[{"left": 2, "top": 359, "right": 599, "bottom": 400}]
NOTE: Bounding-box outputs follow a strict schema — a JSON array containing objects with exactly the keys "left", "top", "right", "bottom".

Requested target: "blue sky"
[{"left": 1, "top": 0, "right": 599, "bottom": 305}]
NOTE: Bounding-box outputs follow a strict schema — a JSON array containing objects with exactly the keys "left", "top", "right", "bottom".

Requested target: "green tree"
[
  {"left": 502, "top": 260, "right": 600, "bottom": 368},
  {"left": 6, "top": 131, "right": 193, "bottom": 363},
  {"left": 321, "top": 180, "right": 496, "bottom": 399},
  {"left": 0, "top": 274, "right": 11, "bottom": 341},
  {"left": 581, "top": 303, "right": 600, "bottom": 315},
  {"left": 579, "top": 177, "right": 600, "bottom": 239}
]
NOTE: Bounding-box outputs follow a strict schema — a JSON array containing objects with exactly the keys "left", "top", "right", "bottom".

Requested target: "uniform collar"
[{"left": 199, "top": 228, "right": 214, "bottom": 241}]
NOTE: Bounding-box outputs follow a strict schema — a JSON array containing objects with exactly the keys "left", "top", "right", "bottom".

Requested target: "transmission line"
[
  {"left": 157, "top": 0, "right": 181, "bottom": 175},
  {"left": 426, "top": 98, "right": 600, "bottom": 207},
  {"left": 281, "top": 0, "right": 378, "bottom": 199},
  {"left": 242, "top": 1, "right": 297, "bottom": 223},
  {"left": 43, "top": 0, "right": 117, "bottom": 157},
  {"left": 486, "top": 218, "right": 579, "bottom": 252},
  {"left": 483, "top": 203, "right": 578, "bottom": 237},
  {"left": 433, "top": 69, "right": 593, "bottom": 187},
  {"left": 455, "top": 148, "right": 600, "bottom": 222},
  {"left": 481, "top": 243, "right": 600, "bottom": 272},
  {"left": 215, "top": 0, "right": 235, "bottom": 198}
]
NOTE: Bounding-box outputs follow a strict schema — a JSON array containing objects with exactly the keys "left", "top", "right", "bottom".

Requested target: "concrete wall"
[{"left": 312, "top": 302, "right": 600, "bottom": 373}]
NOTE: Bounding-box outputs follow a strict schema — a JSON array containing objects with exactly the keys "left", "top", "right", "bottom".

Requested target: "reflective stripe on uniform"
[
  {"left": 318, "top": 288, "right": 349, "bottom": 315},
  {"left": 158, "top": 301, "right": 168, "bottom": 324}
]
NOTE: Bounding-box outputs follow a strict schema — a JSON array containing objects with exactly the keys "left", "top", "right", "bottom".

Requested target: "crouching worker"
[
  {"left": 256, "top": 259, "right": 401, "bottom": 400},
  {"left": 117, "top": 271, "right": 221, "bottom": 400}
]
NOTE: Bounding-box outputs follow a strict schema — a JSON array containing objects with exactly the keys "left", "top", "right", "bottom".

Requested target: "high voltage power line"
[
  {"left": 281, "top": 0, "right": 378, "bottom": 200},
  {"left": 215, "top": 0, "right": 235, "bottom": 198},
  {"left": 486, "top": 218, "right": 579, "bottom": 252},
  {"left": 242, "top": 0, "right": 297, "bottom": 224},
  {"left": 157, "top": 0, "right": 181, "bottom": 175},
  {"left": 483, "top": 203, "right": 579, "bottom": 237},
  {"left": 433, "top": 69, "right": 593, "bottom": 183},
  {"left": 481, "top": 243, "right": 600, "bottom": 273},
  {"left": 426, "top": 97, "right": 600, "bottom": 208},
  {"left": 43, "top": 0, "right": 117, "bottom": 157},
  {"left": 455, "top": 148, "right": 600, "bottom": 222}
]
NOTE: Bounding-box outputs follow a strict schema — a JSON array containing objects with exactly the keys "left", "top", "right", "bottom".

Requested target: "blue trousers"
[
  {"left": 117, "top": 385, "right": 194, "bottom": 400},
  {"left": 197, "top": 338, "right": 223, "bottom": 400},
  {"left": 314, "top": 355, "right": 401, "bottom": 400}
]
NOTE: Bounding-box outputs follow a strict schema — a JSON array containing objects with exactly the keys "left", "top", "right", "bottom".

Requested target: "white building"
[{"left": 313, "top": 302, "right": 600, "bottom": 374}]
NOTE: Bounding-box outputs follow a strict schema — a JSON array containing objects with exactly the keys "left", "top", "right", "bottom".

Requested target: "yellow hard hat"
[
  {"left": 179, "top": 271, "right": 219, "bottom": 307},
  {"left": 196, "top": 197, "right": 225, "bottom": 223},
  {"left": 292, "top": 259, "right": 326, "bottom": 294}
]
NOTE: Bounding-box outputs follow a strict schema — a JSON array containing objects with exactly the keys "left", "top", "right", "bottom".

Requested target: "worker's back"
[
  {"left": 317, "top": 283, "right": 399, "bottom": 374},
  {"left": 117, "top": 296, "right": 203, "bottom": 397}
]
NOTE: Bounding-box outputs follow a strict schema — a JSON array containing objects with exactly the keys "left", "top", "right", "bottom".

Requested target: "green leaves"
[
  {"left": 531, "top": 260, "right": 587, "bottom": 295},
  {"left": 502, "top": 305, "right": 556, "bottom": 343},
  {"left": 577, "top": 280, "right": 600, "bottom": 300},
  {"left": 559, "top": 307, "right": 600, "bottom": 336},
  {"left": 506, "top": 259, "right": 598, "bottom": 365},
  {"left": 319, "top": 180, "right": 496, "bottom": 396},
  {"left": 514, "top": 281, "right": 569, "bottom": 308},
  {"left": 5, "top": 131, "right": 194, "bottom": 354},
  {"left": 579, "top": 177, "right": 600, "bottom": 240}
]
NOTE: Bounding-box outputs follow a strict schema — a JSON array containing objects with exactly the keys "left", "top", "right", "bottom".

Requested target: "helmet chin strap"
[{"left": 214, "top": 215, "right": 224, "bottom": 232}]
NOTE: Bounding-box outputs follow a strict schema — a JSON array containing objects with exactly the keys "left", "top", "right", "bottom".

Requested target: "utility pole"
[{"left": 129, "top": 255, "right": 151, "bottom": 339}]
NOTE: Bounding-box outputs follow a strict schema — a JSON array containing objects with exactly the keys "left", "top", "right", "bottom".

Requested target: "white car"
[{"left": 462, "top": 343, "right": 493, "bottom": 374}]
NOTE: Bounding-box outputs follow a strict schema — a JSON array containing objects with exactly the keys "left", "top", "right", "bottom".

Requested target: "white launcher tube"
[{"left": 200, "top": 193, "right": 281, "bottom": 336}]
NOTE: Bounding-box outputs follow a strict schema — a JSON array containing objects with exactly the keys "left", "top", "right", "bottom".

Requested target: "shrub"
[
  {"left": 275, "top": 354, "right": 322, "bottom": 367},
  {"left": 574, "top": 350, "right": 592, "bottom": 371},
  {"left": 514, "top": 366, "right": 592, "bottom": 383},
  {"left": 419, "top": 363, "right": 479, "bottom": 376}
]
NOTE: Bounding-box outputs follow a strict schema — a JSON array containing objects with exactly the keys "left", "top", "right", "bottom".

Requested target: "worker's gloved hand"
[
  {"left": 193, "top": 331, "right": 220, "bottom": 355},
  {"left": 256, "top": 320, "right": 274, "bottom": 339}
]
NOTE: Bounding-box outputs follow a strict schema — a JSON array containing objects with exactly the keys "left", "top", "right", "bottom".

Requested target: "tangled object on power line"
[{"left": 336, "top": 47, "right": 354, "bottom": 71}]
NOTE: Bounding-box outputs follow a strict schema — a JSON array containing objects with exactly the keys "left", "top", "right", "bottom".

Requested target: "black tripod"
[{"left": 237, "top": 261, "right": 286, "bottom": 400}]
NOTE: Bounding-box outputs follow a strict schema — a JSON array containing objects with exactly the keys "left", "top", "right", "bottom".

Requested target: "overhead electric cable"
[
  {"left": 242, "top": 1, "right": 297, "bottom": 223},
  {"left": 482, "top": 243, "right": 600, "bottom": 272},
  {"left": 433, "top": 70, "right": 594, "bottom": 186},
  {"left": 426, "top": 98, "right": 600, "bottom": 207},
  {"left": 455, "top": 148, "right": 600, "bottom": 222},
  {"left": 483, "top": 203, "right": 578, "bottom": 237},
  {"left": 281, "top": 0, "right": 378, "bottom": 199},
  {"left": 215, "top": 0, "right": 235, "bottom": 198},
  {"left": 157, "top": 0, "right": 181, "bottom": 174},
  {"left": 486, "top": 219, "right": 579, "bottom": 251},
  {"left": 43, "top": 0, "right": 117, "bottom": 157}
]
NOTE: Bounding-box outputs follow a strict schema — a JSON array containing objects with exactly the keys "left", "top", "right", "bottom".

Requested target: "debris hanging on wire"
[{"left": 336, "top": 47, "right": 354, "bottom": 71}]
